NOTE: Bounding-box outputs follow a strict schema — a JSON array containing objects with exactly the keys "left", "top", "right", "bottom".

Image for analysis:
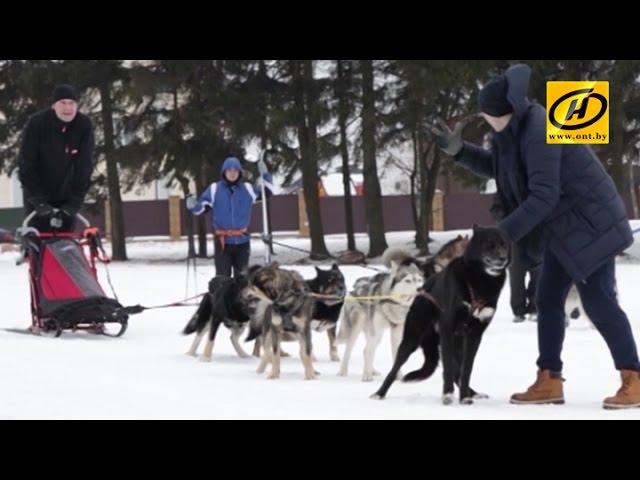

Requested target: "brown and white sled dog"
[{"left": 243, "top": 263, "right": 317, "bottom": 380}]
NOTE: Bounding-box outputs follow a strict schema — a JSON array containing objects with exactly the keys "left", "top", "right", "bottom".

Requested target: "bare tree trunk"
[
  {"left": 98, "top": 80, "right": 127, "bottom": 261},
  {"left": 410, "top": 129, "right": 421, "bottom": 249},
  {"left": 611, "top": 64, "right": 626, "bottom": 191},
  {"left": 336, "top": 60, "right": 356, "bottom": 251},
  {"left": 630, "top": 149, "right": 639, "bottom": 218},
  {"left": 417, "top": 129, "right": 428, "bottom": 253},
  {"left": 195, "top": 167, "right": 208, "bottom": 258},
  {"left": 423, "top": 145, "right": 442, "bottom": 255},
  {"left": 258, "top": 60, "right": 275, "bottom": 256},
  {"left": 176, "top": 174, "right": 196, "bottom": 258},
  {"left": 360, "top": 60, "right": 388, "bottom": 258},
  {"left": 171, "top": 88, "right": 196, "bottom": 259},
  {"left": 292, "top": 60, "right": 329, "bottom": 259}
]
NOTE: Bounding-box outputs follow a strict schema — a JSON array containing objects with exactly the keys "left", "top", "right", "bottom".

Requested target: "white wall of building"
[
  {"left": 0, "top": 175, "right": 11, "bottom": 207},
  {"left": 0, "top": 172, "right": 183, "bottom": 208},
  {"left": 0, "top": 172, "right": 24, "bottom": 208},
  {"left": 10, "top": 172, "right": 23, "bottom": 207}
]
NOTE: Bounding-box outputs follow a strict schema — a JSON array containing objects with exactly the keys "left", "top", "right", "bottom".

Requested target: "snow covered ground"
[{"left": 1, "top": 224, "right": 640, "bottom": 419}]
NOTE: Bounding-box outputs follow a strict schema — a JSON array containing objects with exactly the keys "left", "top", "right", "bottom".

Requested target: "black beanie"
[
  {"left": 478, "top": 75, "right": 512, "bottom": 117},
  {"left": 52, "top": 84, "right": 78, "bottom": 103}
]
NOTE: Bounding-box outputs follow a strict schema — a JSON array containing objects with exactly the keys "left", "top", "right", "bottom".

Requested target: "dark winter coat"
[
  {"left": 455, "top": 64, "right": 632, "bottom": 282},
  {"left": 18, "top": 108, "right": 95, "bottom": 214}
]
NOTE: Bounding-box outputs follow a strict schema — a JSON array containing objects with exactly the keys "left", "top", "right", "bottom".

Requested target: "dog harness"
[
  {"left": 416, "top": 289, "right": 443, "bottom": 311},
  {"left": 465, "top": 282, "right": 487, "bottom": 312}
]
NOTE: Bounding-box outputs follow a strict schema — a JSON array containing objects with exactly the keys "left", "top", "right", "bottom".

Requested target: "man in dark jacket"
[
  {"left": 18, "top": 84, "right": 95, "bottom": 232},
  {"left": 430, "top": 64, "right": 640, "bottom": 409}
]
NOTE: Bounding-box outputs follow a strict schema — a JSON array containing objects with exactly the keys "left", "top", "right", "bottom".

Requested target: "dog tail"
[
  {"left": 402, "top": 329, "right": 440, "bottom": 383},
  {"left": 381, "top": 247, "right": 413, "bottom": 269},
  {"left": 183, "top": 294, "right": 212, "bottom": 335}
]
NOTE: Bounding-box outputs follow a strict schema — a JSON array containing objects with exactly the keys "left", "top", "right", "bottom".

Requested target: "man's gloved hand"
[
  {"left": 185, "top": 195, "right": 197, "bottom": 211},
  {"left": 34, "top": 203, "right": 55, "bottom": 218},
  {"left": 428, "top": 117, "right": 467, "bottom": 156}
]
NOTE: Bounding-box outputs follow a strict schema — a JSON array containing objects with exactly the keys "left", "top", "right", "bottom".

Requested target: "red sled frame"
[{"left": 20, "top": 212, "right": 128, "bottom": 337}]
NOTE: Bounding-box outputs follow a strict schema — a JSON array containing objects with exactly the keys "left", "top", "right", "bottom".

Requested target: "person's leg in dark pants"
[
  {"left": 510, "top": 249, "right": 572, "bottom": 405},
  {"left": 578, "top": 259, "right": 640, "bottom": 409},
  {"left": 535, "top": 249, "right": 574, "bottom": 373},
  {"left": 230, "top": 242, "right": 251, "bottom": 278},
  {"left": 576, "top": 259, "right": 640, "bottom": 372},
  {"left": 214, "top": 237, "right": 233, "bottom": 277},
  {"left": 509, "top": 244, "right": 528, "bottom": 321}
]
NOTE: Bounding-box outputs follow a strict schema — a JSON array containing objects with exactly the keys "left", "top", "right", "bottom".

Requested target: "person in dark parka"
[
  {"left": 430, "top": 63, "right": 640, "bottom": 409},
  {"left": 18, "top": 84, "right": 95, "bottom": 232}
]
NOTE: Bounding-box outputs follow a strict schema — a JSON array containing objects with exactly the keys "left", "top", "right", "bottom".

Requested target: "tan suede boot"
[
  {"left": 510, "top": 369, "right": 565, "bottom": 405},
  {"left": 603, "top": 370, "right": 640, "bottom": 410}
]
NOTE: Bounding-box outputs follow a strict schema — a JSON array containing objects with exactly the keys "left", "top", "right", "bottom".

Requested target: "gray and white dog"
[
  {"left": 336, "top": 248, "right": 424, "bottom": 381},
  {"left": 243, "top": 263, "right": 317, "bottom": 380}
]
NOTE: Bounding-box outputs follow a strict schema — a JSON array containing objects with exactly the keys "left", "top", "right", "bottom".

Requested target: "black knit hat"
[
  {"left": 52, "top": 84, "right": 78, "bottom": 103},
  {"left": 478, "top": 75, "right": 512, "bottom": 117}
]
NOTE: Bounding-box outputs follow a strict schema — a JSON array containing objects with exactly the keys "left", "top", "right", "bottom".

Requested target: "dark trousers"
[
  {"left": 214, "top": 238, "right": 250, "bottom": 278},
  {"left": 535, "top": 248, "right": 640, "bottom": 373},
  {"left": 509, "top": 244, "right": 540, "bottom": 316}
]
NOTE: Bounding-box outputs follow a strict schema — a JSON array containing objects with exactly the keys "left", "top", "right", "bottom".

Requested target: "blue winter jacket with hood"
[{"left": 190, "top": 157, "right": 274, "bottom": 246}]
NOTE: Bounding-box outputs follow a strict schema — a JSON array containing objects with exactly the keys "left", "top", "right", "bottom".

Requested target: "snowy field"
[{"left": 1, "top": 224, "right": 640, "bottom": 419}]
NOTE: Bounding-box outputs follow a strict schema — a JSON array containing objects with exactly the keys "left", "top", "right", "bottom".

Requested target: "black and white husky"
[
  {"left": 372, "top": 226, "right": 510, "bottom": 405},
  {"left": 183, "top": 274, "right": 253, "bottom": 361}
]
